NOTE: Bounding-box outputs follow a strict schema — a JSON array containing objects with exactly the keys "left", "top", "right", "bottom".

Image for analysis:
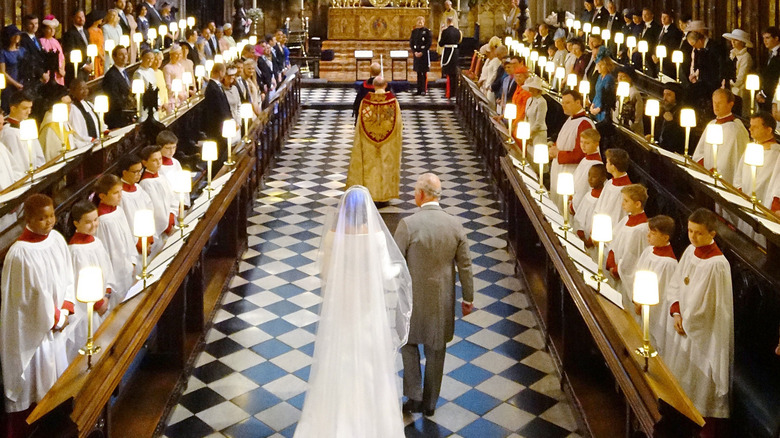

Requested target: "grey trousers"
[{"left": 401, "top": 343, "right": 446, "bottom": 411}]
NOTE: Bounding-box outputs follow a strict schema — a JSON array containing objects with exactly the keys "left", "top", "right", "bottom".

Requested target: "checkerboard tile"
[
  {"left": 163, "top": 87, "right": 580, "bottom": 438},
  {"left": 301, "top": 86, "right": 449, "bottom": 107}
]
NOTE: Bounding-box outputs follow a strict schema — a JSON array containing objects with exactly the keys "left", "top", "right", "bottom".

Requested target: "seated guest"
[
  {"left": 666, "top": 208, "right": 733, "bottom": 436},
  {"left": 94, "top": 174, "right": 137, "bottom": 295},
  {"left": 0, "top": 111, "right": 24, "bottom": 189},
  {"left": 616, "top": 67, "right": 644, "bottom": 135},
  {"left": 138, "top": 145, "right": 177, "bottom": 239},
  {"left": 594, "top": 148, "right": 632, "bottom": 228},
  {"left": 633, "top": 215, "right": 677, "bottom": 353},
  {"left": 549, "top": 89, "right": 593, "bottom": 199},
  {"left": 103, "top": 45, "right": 134, "bottom": 129},
  {"left": 67, "top": 200, "right": 113, "bottom": 361},
  {"left": 649, "top": 83, "right": 685, "bottom": 154},
  {"left": 590, "top": 56, "right": 617, "bottom": 123},
  {"left": 692, "top": 88, "right": 749, "bottom": 184},
  {"left": 0, "top": 194, "right": 74, "bottom": 438},
  {"left": 574, "top": 164, "right": 608, "bottom": 247},
  {"left": 522, "top": 76, "right": 548, "bottom": 147},
  {"left": 163, "top": 44, "right": 186, "bottom": 104},
  {"left": 0, "top": 91, "right": 45, "bottom": 175},
  {"left": 117, "top": 154, "right": 158, "bottom": 253},
  {"left": 572, "top": 128, "right": 603, "bottom": 212},
  {"left": 605, "top": 184, "right": 650, "bottom": 306}
]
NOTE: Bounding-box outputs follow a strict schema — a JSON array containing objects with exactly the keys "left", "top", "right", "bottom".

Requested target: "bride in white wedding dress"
[{"left": 293, "top": 186, "right": 413, "bottom": 438}]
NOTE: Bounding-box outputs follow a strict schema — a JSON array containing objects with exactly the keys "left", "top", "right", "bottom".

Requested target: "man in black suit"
[
  {"left": 271, "top": 31, "right": 286, "bottom": 76},
  {"left": 410, "top": 16, "right": 432, "bottom": 95},
  {"left": 19, "top": 14, "right": 46, "bottom": 87},
  {"left": 591, "top": 0, "right": 609, "bottom": 29},
  {"left": 115, "top": 0, "right": 131, "bottom": 34},
  {"left": 687, "top": 31, "right": 721, "bottom": 112},
  {"left": 182, "top": 28, "right": 201, "bottom": 66},
  {"left": 144, "top": 0, "right": 163, "bottom": 29},
  {"left": 204, "top": 62, "right": 233, "bottom": 163},
  {"left": 103, "top": 46, "right": 135, "bottom": 128},
  {"left": 62, "top": 9, "right": 93, "bottom": 85},
  {"left": 605, "top": 2, "right": 623, "bottom": 33},
  {"left": 638, "top": 8, "right": 662, "bottom": 76},
  {"left": 256, "top": 42, "right": 275, "bottom": 92},
  {"left": 652, "top": 11, "right": 684, "bottom": 78},
  {"left": 757, "top": 27, "right": 780, "bottom": 111},
  {"left": 535, "top": 24, "right": 554, "bottom": 52}
]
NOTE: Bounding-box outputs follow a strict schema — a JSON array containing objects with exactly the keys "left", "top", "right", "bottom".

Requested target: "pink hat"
[
  {"left": 254, "top": 44, "right": 264, "bottom": 57},
  {"left": 42, "top": 14, "right": 60, "bottom": 29}
]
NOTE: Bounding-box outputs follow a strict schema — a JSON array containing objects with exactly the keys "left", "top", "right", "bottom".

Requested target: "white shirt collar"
[
  {"left": 75, "top": 26, "right": 84, "bottom": 31},
  {"left": 421, "top": 201, "right": 440, "bottom": 208}
]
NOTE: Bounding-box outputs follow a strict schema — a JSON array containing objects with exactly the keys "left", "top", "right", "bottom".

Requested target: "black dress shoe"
[
  {"left": 402, "top": 399, "right": 422, "bottom": 413},
  {"left": 423, "top": 408, "right": 435, "bottom": 416}
]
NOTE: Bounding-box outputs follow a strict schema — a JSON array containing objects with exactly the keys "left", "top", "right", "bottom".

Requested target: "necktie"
[
  {"left": 79, "top": 29, "right": 87, "bottom": 45},
  {"left": 34, "top": 37, "right": 40, "bottom": 50},
  {"left": 122, "top": 69, "right": 130, "bottom": 84}
]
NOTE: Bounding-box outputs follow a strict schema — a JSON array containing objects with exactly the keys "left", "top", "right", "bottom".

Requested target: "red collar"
[
  {"left": 652, "top": 245, "right": 676, "bottom": 259},
  {"left": 611, "top": 174, "right": 631, "bottom": 186},
  {"left": 69, "top": 232, "right": 95, "bottom": 245},
  {"left": 571, "top": 110, "right": 588, "bottom": 119},
  {"left": 141, "top": 171, "right": 158, "bottom": 180},
  {"left": 122, "top": 182, "right": 137, "bottom": 192},
  {"left": 6, "top": 118, "right": 20, "bottom": 128},
  {"left": 625, "top": 212, "right": 648, "bottom": 226},
  {"left": 591, "top": 187, "right": 603, "bottom": 197},
  {"left": 585, "top": 153, "right": 602, "bottom": 161},
  {"left": 363, "top": 80, "right": 375, "bottom": 90},
  {"left": 98, "top": 203, "right": 117, "bottom": 215},
  {"left": 18, "top": 227, "right": 48, "bottom": 243},
  {"left": 694, "top": 242, "right": 723, "bottom": 259},
  {"left": 715, "top": 114, "right": 736, "bottom": 124},
  {"left": 162, "top": 157, "right": 174, "bottom": 166}
]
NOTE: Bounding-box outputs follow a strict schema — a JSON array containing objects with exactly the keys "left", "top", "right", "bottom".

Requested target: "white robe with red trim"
[
  {"left": 634, "top": 246, "right": 678, "bottom": 354},
  {"left": 573, "top": 189, "right": 601, "bottom": 241},
  {"left": 551, "top": 112, "right": 594, "bottom": 201},
  {"left": 0, "top": 231, "right": 73, "bottom": 412},
  {"left": 160, "top": 158, "right": 191, "bottom": 207},
  {"left": 96, "top": 208, "right": 137, "bottom": 299},
  {"left": 571, "top": 154, "right": 602, "bottom": 213},
  {"left": 692, "top": 117, "right": 749, "bottom": 185},
  {"left": 609, "top": 217, "right": 650, "bottom": 308},
  {"left": 593, "top": 175, "right": 630, "bottom": 229},
  {"left": 139, "top": 173, "right": 178, "bottom": 239}
]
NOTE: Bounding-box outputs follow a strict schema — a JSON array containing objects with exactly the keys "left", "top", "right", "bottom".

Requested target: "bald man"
[{"left": 394, "top": 173, "right": 475, "bottom": 417}]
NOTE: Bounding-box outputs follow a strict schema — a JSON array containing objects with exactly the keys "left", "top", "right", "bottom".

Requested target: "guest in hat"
[
  {"left": 40, "top": 15, "right": 66, "bottom": 85},
  {"left": 723, "top": 29, "right": 754, "bottom": 116},
  {"left": 86, "top": 10, "right": 107, "bottom": 76},
  {"left": 590, "top": 56, "right": 617, "bottom": 122},
  {"left": 521, "top": 76, "right": 548, "bottom": 146}
]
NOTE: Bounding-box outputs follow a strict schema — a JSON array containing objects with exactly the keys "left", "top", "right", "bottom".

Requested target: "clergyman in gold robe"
[{"left": 346, "top": 77, "right": 403, "bottom": 202}]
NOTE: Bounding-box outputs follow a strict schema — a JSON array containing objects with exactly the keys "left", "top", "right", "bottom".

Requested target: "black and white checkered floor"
[
  {"left": 301, "top": 85, "right": 448, "bottom": 106},
  {"left": 162, "top": 89, "right": 581, "bottom": 438}
]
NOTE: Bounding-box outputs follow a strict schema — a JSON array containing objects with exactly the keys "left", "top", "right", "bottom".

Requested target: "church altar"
[{"left": 328, "top": 7, "right": 432, "bottom": 40}]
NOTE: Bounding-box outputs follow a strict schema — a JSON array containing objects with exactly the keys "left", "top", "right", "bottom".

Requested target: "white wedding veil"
[{"left": 294, "top": 186, "right": 411, "bottom": 438}]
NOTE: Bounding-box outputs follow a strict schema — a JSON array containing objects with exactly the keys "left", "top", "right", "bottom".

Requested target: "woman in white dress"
[{"left": 294, "top": 186, "right": 413, "bottom": 438}]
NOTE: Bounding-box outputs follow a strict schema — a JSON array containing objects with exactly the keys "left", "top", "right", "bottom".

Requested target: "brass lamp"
[
  {"left": 133, "top": 32, "right": 143, "bottom": 55},
  {"left": 94, "top": 95, "right": 109, "bottom": 144},
  {"left": 19, "top": 119, "right": 38, "bottom": 181},
  {"left": 86, "top": 44, "right": 98, "bottom": 77},
  {"left": 147, "top": 28, "right": 157, "bottom": 48},
  {"left": 591, "top": 213, "right": 612, "bottom": 287},
  {"left": 202, "top": 141, "right": 218, "bottom": 197},
  {"left": 655, "top": 45, "right": 667, "bottom": 79},
  {"left": 565, "top": 17, "right": 573, "bottom": 32},
  {"left": 133, "top": 209, "right": 155, "bottom": 288},
  {"left": 566, "top": 73, "right": 578, "bottom": 91},
  {"left": 533, "top": 143, "right": 549, "bottom": 201},
  {"left": 70, "top": 50, "right": 82, "bottom": 81},
  {"left": 601, "top": 28, "right": 611, "bottom": 43},
  {"left": 51, "top": 103, "right": 69, "bottom": 152},
  {"left": 194, "top": 65, "right": 206, "bottom": 92},
  {"left": 504, "top": 103, "right": 517, "bottom": 145},
  {"left": 614, "top": 32, "right": 625, "bottom": 54},
  {"left": 240, "top": 103, "right": 254, "bottom": 142},
  {"left": 680, "top": 108, "right": 696, "bottom": 158},
  {"left": 744, "top": 142, "right": 764, "bottom": 208},
  {"left": 182, "top": 72, "right": 194, "bottom": 104},
  {"left": 582, "top": 22, "right": 592, "bottom": 40},
  {"left": 77, "top": 266, "right": 104, "bottom": 370},
  {"left": 645, "top": 99, "right": 660, "bottom": 142},
  {"left": 637, "top": 40, "right": 649, "bottom": 71},
  {"left": 633, "top": 270, "right": 660, "bottom": 371},
  {"left": 616, "top": 81, "right": 630, "bottom": 120},
  {"left": 579, "top": 80, "right": 590, "bottom": 105},
  {"left": 556, "top": 172, "right": 574, "bottom": 237},
  {"left": 545, "top": 60, "right": 555, "bottom": 84},
  {"left": 132, "top": 79, "right": 145, "bottom": 118},
  {"left": 555, "top": 67, "right": 566, "bottom": 92},
  {"left": 187, "top": 16, "right": 196, "bottom": 29},
  {"left": 746, "top": 74, "right": 760, "bottom": 113},
  {"left": 515, "top": 121, "right": 530, "bottom": 166},
  {"left": 671, "top": 50, "right": 683, "bottom": 81},
  {"left": 529, "top": 51, "right": 539, "bottom": 71},
  {"left": 222, "top": 120, "right": 238, "bottom": 166},
  {"left": 104, "top": 40, "right": 115, "bottom": 71},
  {"left": 705, "top": 123, "right": 724, "bottom": 181},
  {"left": 172, "top": 170, "right": 192, "bottom": 236}
]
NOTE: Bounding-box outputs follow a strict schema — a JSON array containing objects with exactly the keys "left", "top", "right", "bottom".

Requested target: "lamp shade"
[
  {"left": 614, "top": 32, "right": 625, "bottom": 45},
  {"left": 172, "top": 170, "right": 192, "bottom": 194},
  {"left": 706, "top": 124, "right": 724, "bottom": 145},
  {"left": 529, "top": 51, "right": 539, "bottom": 62},
  {"left": 214, "top": 54, "right": 224, "bottom": 64},
  {"left": 94, "top": 95, "right": 109, "bottom": 113},
  {"left": 637, "top": 40, "right": 649, "bottom": 53},
  {"left": 104, "top": 39, "right": 116, "bottom": 54},
  {"left": 70, "top": 49, "right": 83, "bottom": 64},
  {"left": 680, "top": 108, "right": 696, "bottom": 127},
  {"left": 120, "top": 34, "right": 130, "bottom": 47},
  {"left": 171, "top": 79, "right": 183, "bottom": 93},
  {"left": 582, "top": 22, "right": 592, "bottom": 34},
  {"left": 0, "top": 73, "right": 5, "bottom": 89},
  {"left": 592, "top": 26, "right": 601, "bottom": 36},
  {"left": 147, "top": 28, "right": 157, "bottom": 40},
  {"left": 187, "top": 16, "right": 196, "bottom": 28},
  {"left": 573, "top": 20, "right": 581, "bottom": 30},
  {"left": 205, "top": 60, "right": 215, "bottom": 73},
  {"left": 775, "top": 84, "right": 780, "bottom": 101},
  {"left": 222, "top": 120, "right": 237, "bottom": 138},
  {"left": 533, "top": 143, "right": 549, "bottom": 164},
  {"left": 504, "top": 36, "right": 512, "bottom": 46},
  {"left": 555, "top": 66, "right": 566, "bottom": 80},
  {"left": 132, "top": 79, "right": 145, "bottom": 94},
  {"left": 19, "top": 119, "right": 38, "bottom": 141},
  {"left": 626, "top": 35, "right": 637, "bottom": 49},
  {"left": 178, "top": 19, "right": 187, "bottom": 32},
  {"left": 249, "top": 35, "right": 258, "bottom": 45},
  {"left": 86, "top": 44, "right": 98, "bottom": 58},
  {"left": 556, "top": 172, "right": 575, "bottom": 196},
  {"left": 195, "top": 65, "right": 206, "bottom": 78},
  {"left": 601, "top": 29, "right": 611, "bottom": 41},
  {"left": 170, "top": 22, "right": 179, "bottom": 33},
  {"left": 655, "top": 45, "right": 667, "bottom": 58},
  {"left": 182, "top": 72, "right": 194, "bottom": 86},
  {"left": 516, "top": 121, "right": 531, "bottom": 139},
  {"left": 202, "top": 141, "right": 218, "bottom": 161},
  {"left": 133, "top": 209, "right": 155, "bottom": 237},
  {"left": 579, "top": 80, "right": 590, "bottom": 95},
  {"left": 545, "top": 61, "right": 555, "bottom": 74},
  {"left": 133, "top": 32, "right": 143, "bottom": 43},
  {"left": 240, "top": 103, "right": 254, "bottom": 119},
  {"left": 744, "top": 143, "right": 765, "bottom": 167},
  {"left": 504, "top": 103, "right": 517, "bottom": 120},
  {"left": 591, "top": 214, "right": 613, "bottom": 242},
  {"left": 538, "top": 55, "right": 547, "bottom": 68},
  {"left": 76, "top": 266, "right": 104, "bottom": 303},
  {"left": 746, "top": 74, "right": 760, "bottom": 91},
  {"left": 566, "top": 18, "right": 573, "bottom": 28},
  {"left": 633, "top": 270, "right": 660, "bottom": 305},
  {"left": 567, "top": 73, "right": 578, "bottom": 88},
  {"left": 645, "top": 99, "right": 660, "bottom": 117},
  {"left": 671, "top": 50, "right": 684, "bottom": 63},
  {"left": 616, "top": 81, "right": 630, "bottom": 98},
  {"left": 159, "top": 24, "right": 168, "bottom": 36},
  {"left": 51, "top": 103, "right": 68, "bottom": 123}
]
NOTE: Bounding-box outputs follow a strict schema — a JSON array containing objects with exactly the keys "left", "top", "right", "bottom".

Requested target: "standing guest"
[
  {"left": 115, "top": 0, "right": 131, "bottom": 34},
  {"left": 86, "top": 10, "right": 107, "bottom": 77},
  {"left": 633, "top": 215, "right": 678, "bottom": 353},
  {"left": 666, "top": 209, "right": 733, "bottom": 436},
  {"left": 757, "top": 27, "right": 780, "bottom": 112},
  {"left": 207, "top": 22, "right": 219, "bottom": 56},
  {"left": 39, "top": 16, "right": 66, "bottom": 86},
  {"left": 220, "top": 24, "right": 237, "bottom": 51},
  {"left": 123, "top": 1, "right": 138, "bottom": 63},
  {"left": 395, "top": 173, "right": 474, "bottom": 417},
  {"left": 0, "top": 194, "right": 74, "bottom": 438},
  {"left": 143, "top": 0, "right": 163, "bottom": 29},
  {"left": 256, "top": 42, "right": 275, "bottom": 92},
  {"left": 591, "top": 0, "right": 609, "bottom": 28},
  {"left": 621, "top": 10, "right": 638, "bottom": 37},
  {"left": 199, "top": 25, "right": 214, "bottom": 60},
  {"left": 0, "top": 26, "right": 26, "bottom": 112},
  {"left": 590, "top": 56, "right": 617, "bottom": 123},
  {"left": 163, "top": 44, "right": 186, "bottom": 103},
  {"left": 549, "top": 89, "right": 594, "bottom": 198},
  {"left": 0, "top": 92, "right": 45, "bottom": 174},
  {"left": 581, "top": 0, "right": 595, "bottom": 23},
  {"left": 410, "top": 16, "right": 432, "bottom": 96},
  {"left": 203, "top": 63, "right": 232, "bottom": 159},
  {"left": 571, "top": 40, "right": 589, "bottom": 81},
  {"left": 496, "top": 56, "right": 520, "bottom": 116},
  {"left": 594, "top": 148, "right": 632, "bottom": 228},
  {"left": 438, "top": 16, "right": 461, "bottom": 99},
  {"left": 346, "top": 77, "right": 403, "bottom": 203},
  {"left": 481, "top": 45, "right": 507, "bottom": 101},
  {"left": 552, "top": 36, "right": 567, "bottom": 68},
  {"left": 152, "top": 50, "right": 170, "bottom": 114},
  {"left": 19, "top": 15, "right": 45, "bottom": 87},
  {"left": 135, "top": 3, "right": 150, "bottom": 44},
  {"left": 605, "top": 184, "right": 650, "bottom": 306},
  {"left": 510, "top": 65, "right": 531, "bottom": 121},
  {"left": 233, "top": 0, "right": 252, "bottom": 39},
  {"left": 605, "top": 1, "right": 623, "bottom": 34},
  {"left": 67, "top": 201, "right": 113, "bottom": 361},
  {"left": 138, "top": 145, "right": 177, "bottom": 238},
  {"left": 692, "top": 88, "right": 749, "bottom": 184},
  {"left": 241, "top": 57, "right": 264, "bottom": 112},
  {"left": 94, "top": 171, "right": 137, "bottom": 297},
  {"left": 505, "top": 0, "right": 528, "bottom": 39},
  {"left": 215, "top": 26, "right": 228, "bottom": 53},
  {"left": 687, "top": 30, "right": 724, "bottom": 112},
  {"left": 222, "top": 65, "right": 241, "bottom": 124},
  {"left": 585, "top": 34, "right": 606, "bottom": 88},
  {"left": 571, "top": 128, "right": 603, "bottom": 212},
  {"left": 274, "top": 29, "right": 289, "bottom": 70},
  {"left": 523, "top": 26, "right": 538, "bottom": 50},
  {"left": 117, "top": 154, "right": 158, "bottom": 253},
  {"left": 180, "top": 43, "right": 195, "bottom": 80},
  {"left": 722, "top": 29, "right": 754, "bottom": 116},
  {"left": 536, "top": 23, "right": 555, "bottom": 52},
  {"left": 159, "top": 2, "right": 174, "bottom": 26},
  {"left": 103, "top": 45, "right": 134, "bottom": 129},
  {"left": 102, "top": 9, "right": 123, "bottom": 71},
  {"left": 183, "top": 28, "right": 201, "bottom": 66},
  {"left": 653, "top": 11, "right": 684, "bottom": 78},
  {"left": 522, "top": 76, "right": 548, "bottom": 146},
  {"left": 650, "top": 82, "right": 685, "bottom": 154},
  {"left": 133, "top": 49, "right": 157, "bottom": 121},
  {"left": 616, "top": 67, "right": 644, "bottom": 135}
]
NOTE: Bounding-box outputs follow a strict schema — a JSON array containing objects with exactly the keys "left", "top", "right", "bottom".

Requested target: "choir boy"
[
  {"left": 0, "top": 92, "right": 46, "bottom": 176},
  {"left": 138, "top": 145, "right": 178, "bottom": 239},
  {"left": 571, "top": 128, "right": 603, "bottom": 213},
  {"left": 594, "top": 148, "right": 632, "bottom": 228},
  {"left": 94, "top": 174, "right": 137, "bottom": 297},
  {"left": 574, "top": 164, "right": 608, "bottom": 246},
  {"left": 606, "top": 184, "right": 650, "bottom": 307},
  {"left": 156, "top": 130, "right": 191, "bottom": 207},
  {"left": 117, "top": 155, "right": 158, "bottom": 253}
]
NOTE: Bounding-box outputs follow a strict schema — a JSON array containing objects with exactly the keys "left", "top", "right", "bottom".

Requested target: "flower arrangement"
[{"left": 247, "top": 8, "right": 264, "bottom": 22}]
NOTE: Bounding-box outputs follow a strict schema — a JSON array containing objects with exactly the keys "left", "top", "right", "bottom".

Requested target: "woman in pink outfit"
[{"left": 39, "top": 16, "right": 66, "bottom": 85}]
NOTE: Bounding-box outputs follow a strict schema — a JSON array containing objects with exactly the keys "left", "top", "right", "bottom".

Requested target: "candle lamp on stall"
[
  {"left": 590, "top": 213, "right": 612, "bottom": 288},
  {"left": 614, "top": 32, "right": 625, "bottom": 54},
  {"left": 556, "top": 172, "right": 574, "bottom": 238},
  {"left": 104, "top": 40, "right": 116, "bottom": 71},
  {"left": 680, "top": 108, "right": 696, "bottom": 158},
  {"left": 633, "top": 270, "right": 660, "bottom": 372},
  {"left": 187, "top": 16, "right": 196, "bottom": 29},
  {"left": 19, "top": 119, "right": 38, "bottom": 181},
  {"left": 70, "top": 50, "right": 83, "bottom": 81},
  {"left": 132, "top": 79, "right": 145, "bottom": 118},
  {"left": 133, "top": 32, "right": 143, "bottom": 55},
  {"left": 582, "top": 22, "right": 592, "bottom": 41},
  {"left": 601, "top": 28, "right": 611, "bottom": 43},
  {"left": 120, "top": 34, "right": 130, "bottom": 48},
  {"left": 672, "top": 50, "right": 683, "bottom": 82},
  {"left": 86, "top": 44, "right": 98, "bottom": 77},
  {"left": 645, "top": 99, "right": 660, "bottom": 143},
  {"left": 626, "top": 36, "right": 637, "bottom": 61},
  {"left": 503, "top": 103, "right": 517, "bottom": 145},
  {"left": 579, "top": 79, "right": 590, "bottom": 105},
  {"left": 515, "top": 121, "right": 530, "bottom": 166},
  {"left": 566, "top": 17, "right": 573, "bottom": 32},
  {"left": 249, "top": 35, "right": 258, "bottom": 46},
  {"left": 746, "top": 74, "right": 760, "bottom": 113},
  {"left": 94, "top": 95, "right": 109, "bottom": 145},
  {"left": 202, "top": 141, "right": 218, "bottom": 197},
  {"left": 178, "top": 19, "right": 187, "bottom": 35},
  {"left": 533, "top": 143, "right": 549, "bottom": 201},
  {"left": 529, "top": 51, "right": 539, "bottom": 72},
  {"left": 616, "top": 81, "right": 630, "bottom": 122},
  {"left": 566, "top": 73, "right": 578, "bottom": 90},
  {"left": 147, "top": 28, "right": 157, "bottom": 49},
  {"left": 182, "top": 72, "right": 194, "bottom": 103},
  {"left": 240, "top": 103, "right": 254, "bottom": 142},
  {"left": 158, "top": 24, "right": 168, "bottom": 48},
  {"left": 655, "top": 45, "right": 667, "bottom": 79},
  {"left": 195, "top": 65, "right": 206, "bottom": 92},
  {"left": 51, "top": 103, "right": 69, "bottom": 153},
  {"left": 705, "top": 123, "right": 724, "bottom": 182},
  {"left": 171, "top": 79, "right": 183, "bottom": 114},
  {"left": 637, "top": 40, "right": 649, "bottom": 72},
  {"left": 744, "top": 142, "right": 765, "bottom": 209},
  {"left": 555, "top": 67, "right": 565, "bottom": 92},
  {"left": 76, "top": 266, "right": 104, "bottom": 370},
  {"left": 133, "top": 209, "right": 155, "bottom": 288},
  {"left": 172, "top": 170, "right": 192, "bottom": 237},
  {"left": 222, "top": 120, "right": 238, "bottom": 166}
]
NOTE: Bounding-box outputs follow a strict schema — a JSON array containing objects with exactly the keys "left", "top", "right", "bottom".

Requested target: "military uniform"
[
  {"left": 410, "top": 26, "right": 432, "bottom": 94},
  {"left": 438, "top": 25, "right": 462, "bottom": 98}
]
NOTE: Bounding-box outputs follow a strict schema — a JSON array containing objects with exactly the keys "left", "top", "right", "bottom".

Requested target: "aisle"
[{"left": 162, "top": 92, "right": 580, "bottom": 438}]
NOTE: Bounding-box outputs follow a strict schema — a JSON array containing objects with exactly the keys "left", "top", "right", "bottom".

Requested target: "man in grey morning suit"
[{"left": 394, "top": 173, "right": 475, "bottom": 416}]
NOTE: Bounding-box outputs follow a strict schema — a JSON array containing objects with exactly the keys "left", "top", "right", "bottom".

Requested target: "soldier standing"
[
  {"left": 410, "top": 16, "right": 432, "bottom": 95},
  {"left": 438, "top": 16, "right": 462, "bottom": 98}
]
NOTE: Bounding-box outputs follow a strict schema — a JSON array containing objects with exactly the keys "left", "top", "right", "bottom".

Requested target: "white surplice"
[
  {"left": 607, "top": 214, "right": 650, "bottom": 308},
  {"left": 571, "top": 153, "right": 602, "bottom": 213},
  {"left": 0, "top": 122, "right": 45, "bottom": 176},
  {"left": 96, "top": 206, "right": 137, "bottom": 299},
  {"left": 692, "top": 116, "right": 749, "bottom": 185},
  {"left": 138, "top": 172, "right": 178, "bottom": 238},
  {"left": 593, "top": 174, "right": 631, "bottom": 229},
  {"left": 634, "top": 245, "right": 678, "bottom": 354},
  {"left": 551, "top": 112, "right": 594, "bottom": 200}
]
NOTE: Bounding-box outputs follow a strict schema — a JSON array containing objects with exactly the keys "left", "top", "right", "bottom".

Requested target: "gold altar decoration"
[{"left": 328, "top": 7, "right": 432, "bottom": 40}]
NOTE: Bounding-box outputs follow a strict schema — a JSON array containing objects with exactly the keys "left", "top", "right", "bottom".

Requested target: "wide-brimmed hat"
[
  {"left": 42, "top": 15, "right": 60, "bottom": 29},
  {"left": 722, "top": 29, "right": 753, "bottom": 47},
  {"left": 522, "top": 75, "right": 547, "bottom": 92},
  {"left": 687, "top": 20, "right": 708, "bottom": 33}
]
